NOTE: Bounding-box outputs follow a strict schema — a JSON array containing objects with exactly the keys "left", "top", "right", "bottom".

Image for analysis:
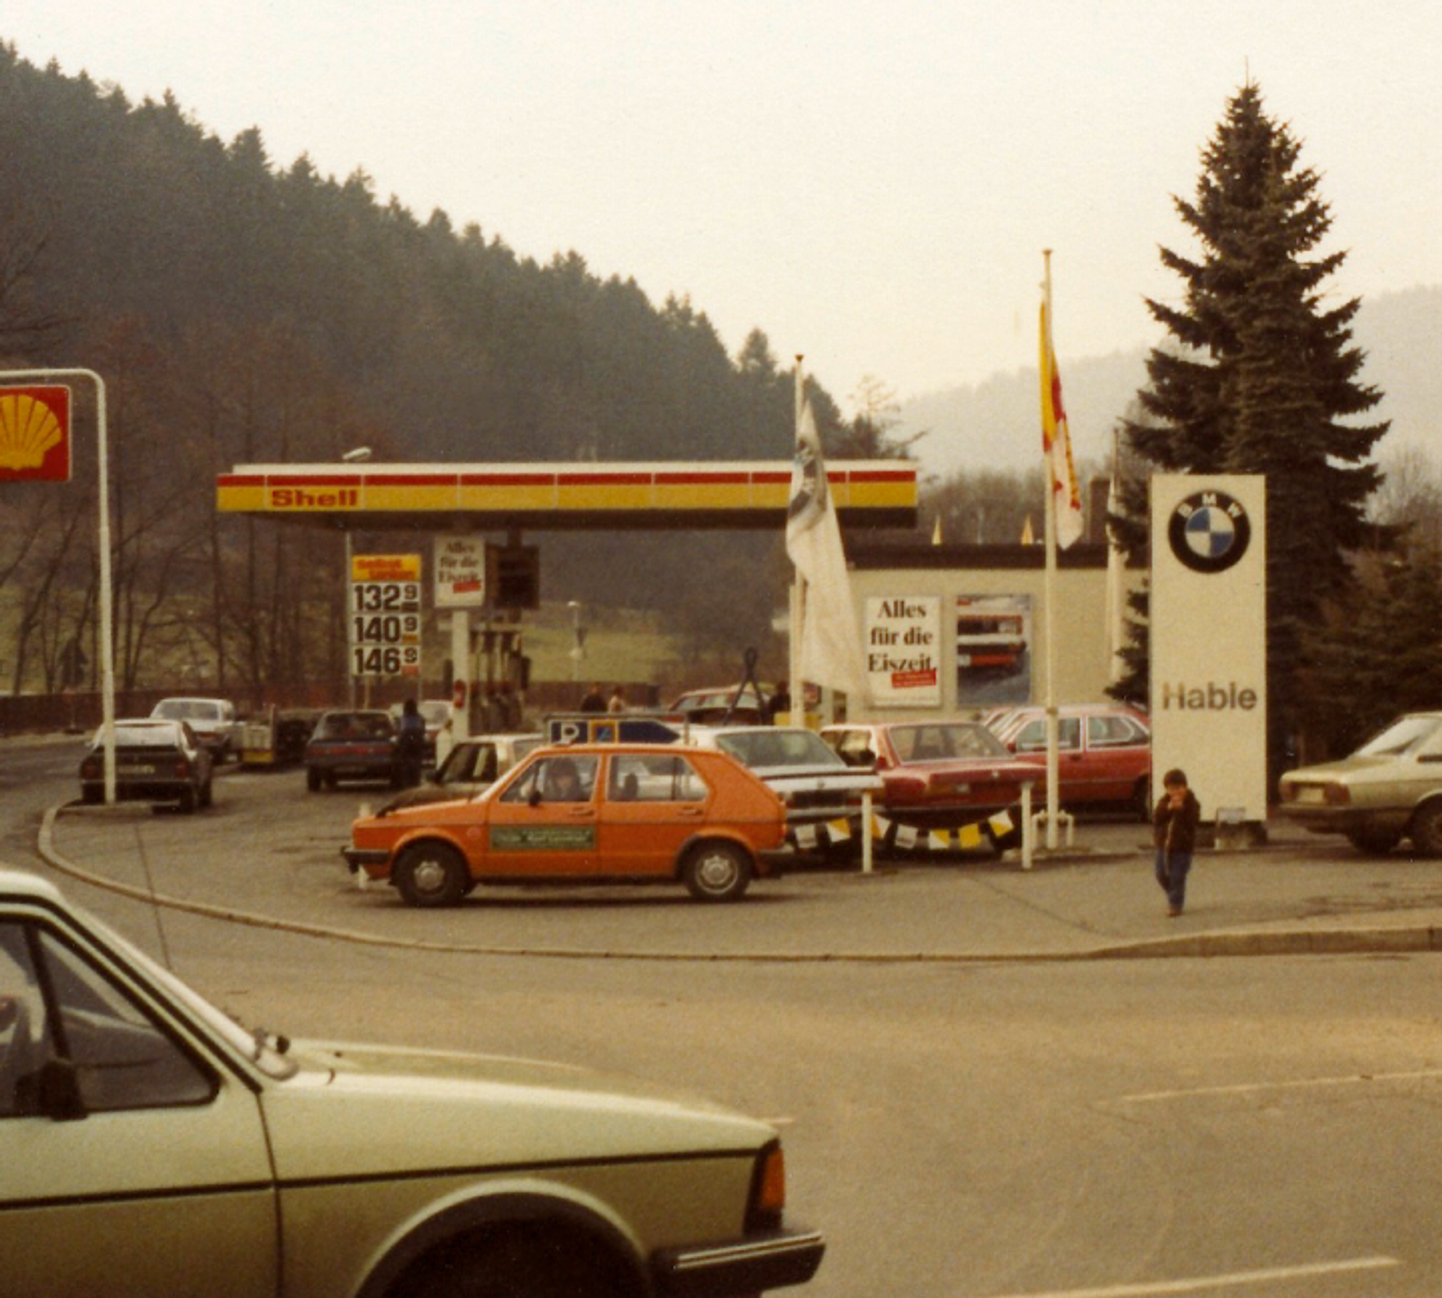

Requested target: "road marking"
[
  {"left": 1120, "top": 1069, "right": 1442, "bottom": 1103},
  {"left": 983, "top": 1255, "right": 1400, "bottom": 1298}
]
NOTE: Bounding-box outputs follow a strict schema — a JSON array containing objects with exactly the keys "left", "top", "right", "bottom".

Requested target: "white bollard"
[
  {"left": 861, "top": 791, "right": 874, "bottom": 875},
  {"left": 1021, "top": 782, "right": 1034, "bottom": 870}
]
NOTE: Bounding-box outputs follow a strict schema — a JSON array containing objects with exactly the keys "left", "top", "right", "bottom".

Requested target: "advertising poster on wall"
[
  {"left": 956, "top": 594, "right": 1032, "bottom": 707},
  {"left": 865, "top": 596, "right": 941, "bottom": 707}
]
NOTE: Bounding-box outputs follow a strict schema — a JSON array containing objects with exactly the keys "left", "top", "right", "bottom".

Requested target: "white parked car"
[
  {"left": 689, "top": 725, "right": 884, "bottom": 851},
  {"left": 376, "top": 732, "right": 544, "bottom": 812},
  {"left": 79, "top": 718, "right": 214, "bottom": 812},
  {"left": 149, "top": 697, "right": 240, "bottom": 762}
]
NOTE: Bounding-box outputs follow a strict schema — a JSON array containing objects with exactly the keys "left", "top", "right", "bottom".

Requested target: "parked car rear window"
[
  {"left": 716, "top": 730, "right": 840, "bottom": 769},
  {"left": 1087, "top": 715, "right": 1146, "bottom": 746},
  {"left": 1014, "top": 718, "right": 1081, "bottom": 752},
  {"left": 610, "top": 754, "right": 707, "bottom": 803},
  {"left": 891, "top": 724, "right": 1006, "bottom": 762}
]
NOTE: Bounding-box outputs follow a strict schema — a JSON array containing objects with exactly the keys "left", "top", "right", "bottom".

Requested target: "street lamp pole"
[
  {"left": 0, "top": 369, "right": 114, "bottom": 800},
  {"left": 568, "top": 600, "right": 585, "bottom": 682}
]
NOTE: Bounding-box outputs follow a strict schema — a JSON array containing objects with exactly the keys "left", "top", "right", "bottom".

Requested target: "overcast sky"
[{"left": 8, "top": 1, "right": 1441, "bottom": 416}]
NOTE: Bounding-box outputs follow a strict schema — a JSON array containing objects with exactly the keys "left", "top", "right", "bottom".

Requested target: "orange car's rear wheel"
[
  {"left": 395, "top": 842, "right": 469, "bottom": 908},
  {"left": 681, "top": 841, "right": 752, "bottom": 903}
]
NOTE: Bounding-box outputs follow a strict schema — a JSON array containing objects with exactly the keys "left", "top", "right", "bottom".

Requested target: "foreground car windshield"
[
  {"left": 63, "top": 894, "right": 296, "bottom": 1079},
  {"left": 1355, "top": 715, "right": 1442, "bottom": 757}
]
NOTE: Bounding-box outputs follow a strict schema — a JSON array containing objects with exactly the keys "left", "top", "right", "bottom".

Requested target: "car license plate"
[
  {"left": 120, "top": 763, "right": 157, "bottom": 775},
  {"left": 1295, "top": 786, "right": 1326, "bottom": 805}
]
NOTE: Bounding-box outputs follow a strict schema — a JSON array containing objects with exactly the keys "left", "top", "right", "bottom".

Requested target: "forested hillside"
[
  {"left": 0, "top": 47, "right": 866, "bottom": 695},
  {"left": 0, "top": 46, "right": 815, "bottom": 464}
]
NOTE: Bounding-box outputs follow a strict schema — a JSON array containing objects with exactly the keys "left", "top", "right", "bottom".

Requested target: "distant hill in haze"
[{"left": 901, "top": 284, "right": 1442, "bottom": 482}]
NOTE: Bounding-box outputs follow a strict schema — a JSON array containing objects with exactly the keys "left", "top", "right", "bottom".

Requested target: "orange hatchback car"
[{"left": 343, "top": 743, "right": 788, "bottom": 906}]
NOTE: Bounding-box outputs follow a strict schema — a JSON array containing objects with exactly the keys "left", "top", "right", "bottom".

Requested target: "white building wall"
[{"left": 847, "top": 549, "right": 1135, "bottom": 721}]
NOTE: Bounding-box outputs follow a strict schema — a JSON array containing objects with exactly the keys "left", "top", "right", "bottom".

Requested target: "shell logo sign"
[{"left": 0, "top": 385, "right": 71, "bottom": 482}]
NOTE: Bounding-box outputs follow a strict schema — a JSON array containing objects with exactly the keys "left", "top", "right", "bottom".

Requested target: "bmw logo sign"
[{"left": 1168, "top": 490, "right": 1252, "bottom": 574}]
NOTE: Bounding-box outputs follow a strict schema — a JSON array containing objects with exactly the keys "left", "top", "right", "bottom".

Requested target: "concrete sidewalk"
[{"left": 931, "top": 815, "right": 1442, "bottom": 960}]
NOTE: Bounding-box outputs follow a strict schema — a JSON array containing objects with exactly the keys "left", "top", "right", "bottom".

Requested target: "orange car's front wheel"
[{"left": 395, "top": 841, "right": 469, "bottom": 908}]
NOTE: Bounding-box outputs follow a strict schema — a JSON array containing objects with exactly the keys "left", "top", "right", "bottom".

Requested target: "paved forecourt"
[{"left": 35, "top": 762, "right": 1442, "bottom": 963}]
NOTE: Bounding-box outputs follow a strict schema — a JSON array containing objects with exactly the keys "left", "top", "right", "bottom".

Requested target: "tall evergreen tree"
[
  {"left": 1115, "top": 82, "right": 1387, "bottom": 776},
  {"left": 1300, "top": 544, "right": 1442, "bottom": 760}
]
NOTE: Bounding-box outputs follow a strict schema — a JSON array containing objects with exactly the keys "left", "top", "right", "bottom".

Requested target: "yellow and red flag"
[{"left": 1039, "top": 289, "right": 1083, "bottom": 548}]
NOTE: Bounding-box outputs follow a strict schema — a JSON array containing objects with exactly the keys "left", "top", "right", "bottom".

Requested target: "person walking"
[
  {"left": 1153, "top": 767, "right": 1201, "bottom": 917},
  {"left": 396, "top": 697, "right": 427, "bottom": 788},
  {"left": 499, "top": 681, "right": 523, "bottom": 730},
  {"left": 607, "top": 684, "right": 626, "bottom": 713},
  {"left": 579, "top": 683, "right": 605, "bottom": 713}
]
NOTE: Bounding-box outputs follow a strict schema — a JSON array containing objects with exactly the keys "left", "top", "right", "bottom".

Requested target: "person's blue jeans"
[{"left": 1155, "top": 849, "right": 1192, "bottom": 912}]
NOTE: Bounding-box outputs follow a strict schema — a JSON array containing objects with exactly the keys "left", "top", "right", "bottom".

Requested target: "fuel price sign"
[{"left": 349, "top": 554, "right": 422, "bottom": 679}]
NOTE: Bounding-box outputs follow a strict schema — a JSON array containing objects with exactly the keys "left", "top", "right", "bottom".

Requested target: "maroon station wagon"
[{"left": 989, "top": 704, "right": 1152, "bottom": 818}]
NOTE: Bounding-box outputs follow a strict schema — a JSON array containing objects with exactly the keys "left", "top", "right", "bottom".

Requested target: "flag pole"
[
  {"left": 789, "top": 356, "right": 806, "bottom": 725},
  {"left": 1105, "top": 423, "right": 1126, "bottom": 686},
  {"left": 1042, "top": 251, "right": 1061, "bottom": 850}
]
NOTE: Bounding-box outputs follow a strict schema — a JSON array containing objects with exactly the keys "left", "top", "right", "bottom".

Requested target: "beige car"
[
  {"left": 1278, "top": 712, "right": 1442, "bottom": 855},
  {"left": 0, "top": 868, "right": 824, "bottom": 1297}
]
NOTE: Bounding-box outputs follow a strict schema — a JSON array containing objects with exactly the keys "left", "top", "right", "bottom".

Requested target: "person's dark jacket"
[{"left": 1153, "top": 789, "right": 1201, "bottom": 853}]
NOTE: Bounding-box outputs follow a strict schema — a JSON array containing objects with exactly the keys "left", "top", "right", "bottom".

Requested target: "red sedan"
[{"left": 821, "top": 721, "right": 1044, "bottom": 848}]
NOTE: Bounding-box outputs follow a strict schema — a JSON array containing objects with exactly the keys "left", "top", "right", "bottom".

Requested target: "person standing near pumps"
[
  {"left": 1153, "top": 768, "right": 1201, "bottom": 917},
  {"left": 396, "top": 697, "right": 427, "bottom": 788}
]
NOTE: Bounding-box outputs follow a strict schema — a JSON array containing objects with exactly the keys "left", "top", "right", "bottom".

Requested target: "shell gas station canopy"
[{"left": 214, "top": 460, "right": 917, "bottom": 531}]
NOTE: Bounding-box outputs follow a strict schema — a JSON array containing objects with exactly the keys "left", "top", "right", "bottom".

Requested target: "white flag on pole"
[
  {"left": 786, "top": 399, "right": 870, "bottom": 704},
  {"left": 1104, "top": 448, "right": 1128, "bottom": 685}
]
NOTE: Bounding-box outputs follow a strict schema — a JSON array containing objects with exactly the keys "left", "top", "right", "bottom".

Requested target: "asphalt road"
[{"left": 8, "top": 737, "right": 1442, "bottom": 1298}]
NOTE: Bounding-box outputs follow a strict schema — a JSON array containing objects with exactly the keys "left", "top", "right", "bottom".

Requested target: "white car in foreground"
[{"left": 0, "top": 868, "right": 824, "bottom": 1297}]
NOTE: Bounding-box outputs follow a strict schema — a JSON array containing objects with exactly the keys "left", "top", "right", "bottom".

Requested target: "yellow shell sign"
[{"left": 0, "top": 386, "right": 71, "bottom": 482}]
